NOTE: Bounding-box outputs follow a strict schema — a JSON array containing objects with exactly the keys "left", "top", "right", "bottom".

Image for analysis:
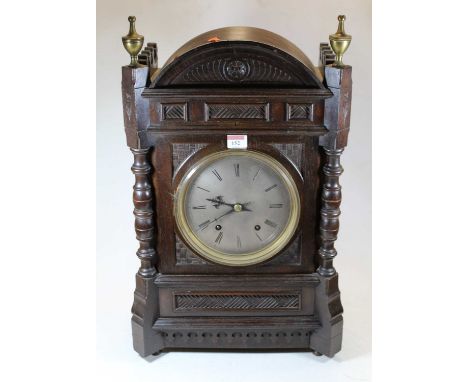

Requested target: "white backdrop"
[{"left": 97, "top": 1, "right": 371, "bottom": 381}]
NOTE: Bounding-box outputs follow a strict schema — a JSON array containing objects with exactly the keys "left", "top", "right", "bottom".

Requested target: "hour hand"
[
  {"left": 206, "top": 197, "right": 253, "bottom": 212},
  {"left": 206, "top": 197, "right": 233, "bottom": 209},
  {"left": 240, "top": 201, "right": 252, "bottom": 212}
]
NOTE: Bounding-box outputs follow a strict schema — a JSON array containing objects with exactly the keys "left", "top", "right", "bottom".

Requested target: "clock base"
[{"left": 131, "top": 273, "right": 343, "bottom": 358}]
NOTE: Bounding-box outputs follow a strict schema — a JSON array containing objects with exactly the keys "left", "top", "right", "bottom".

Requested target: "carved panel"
[
  {"left": 175, "top": 235, "right": 206, "bottom": 264},
  {"left": 162, "top": 103, "right": 187, "bottom": 120},
  {"left": 206, "top": 103, "right": 269, "bottom": 120},
  {"left": 174, "top": 293, "right": 301, "bottom": 311},
  {"left": 175, "top": 234, "right": 301, "bottom": 266},
  {"left": 181, "top": 58, "right": 295, "bottom": 84},
  {"left": 287, "top": 104, "right": 314, "bottom": 121},
  {"left": 172, "top": 143, "right": 208, "bottom": 172},
  {"left": 270, "top": 143, "right": 304, "bottom": 173}
]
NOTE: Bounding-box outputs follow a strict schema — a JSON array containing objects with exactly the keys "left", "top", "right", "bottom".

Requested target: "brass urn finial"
[
  {"left": 122, "top": 16, "right": 144, "bottom": 67},
  {"left": 329, "top": 15, "right": 352, "bottom": 67}
]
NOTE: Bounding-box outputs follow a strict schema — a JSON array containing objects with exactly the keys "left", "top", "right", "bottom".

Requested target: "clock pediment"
[{"left": 149, "top": 27, "right": 325, "bottom": 89}]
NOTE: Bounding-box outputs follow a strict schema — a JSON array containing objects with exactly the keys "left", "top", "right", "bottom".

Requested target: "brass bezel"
[{"left": 174, "top": 149, "right": 301, "bottom": 266}]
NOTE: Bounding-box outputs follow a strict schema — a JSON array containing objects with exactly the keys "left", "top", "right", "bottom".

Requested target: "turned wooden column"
[
  {"left": 310, "top": 50, "right": 351, "bottom": 357},
  {"left": 131, "top": 147, "right": 156, "bottom": 277},
  {"left": 317, "top": 147, "right": 343, "bottom": 276},
  {"left": 317, "top": 64, "right": 352, "bottom": 277}
]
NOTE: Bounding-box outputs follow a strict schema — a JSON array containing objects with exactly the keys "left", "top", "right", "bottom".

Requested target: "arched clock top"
[{"left": 149, "top": 26, "right": 326, "bottom": 89}]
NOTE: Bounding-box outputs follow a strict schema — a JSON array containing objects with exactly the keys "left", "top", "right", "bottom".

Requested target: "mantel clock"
[{"left": 120, "top": 15, "right": 353, "bottom": 357}]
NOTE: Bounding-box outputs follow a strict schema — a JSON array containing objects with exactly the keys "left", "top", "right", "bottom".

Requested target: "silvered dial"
[{"left": 175, "top": 150, "right": 300, "bottom": 265}]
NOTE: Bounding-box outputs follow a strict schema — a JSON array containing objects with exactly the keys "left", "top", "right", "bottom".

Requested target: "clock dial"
[{"left": 174, "top": 150, "right": 300, "bottom": 266}]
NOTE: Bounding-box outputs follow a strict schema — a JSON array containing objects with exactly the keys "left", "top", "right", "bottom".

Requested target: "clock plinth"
[{"left": 121, "top": 22, "right": 353, "bottom": 358}]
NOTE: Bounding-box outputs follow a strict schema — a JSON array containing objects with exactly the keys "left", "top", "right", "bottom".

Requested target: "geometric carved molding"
[
  {"left": 270, "top": 143, "right": 304, "bottom": 173},
  {"left": 153, "top": 316, "right": 322, "bottom": 349},
  {"left": 175, "top": 234, "right": 302, "bottom": 266},
  {"left": 174, "top": 293, "right": 301, "bottom": 311},
  {"left": 206, "top": 103, "right": 269, "bottom": 120},
  {"left": 172, "top": 143, "right": 208, "bottom": 173},
  {"left": 162, "top": 103, "right": 187, "bottom": 120},
  {"left": 157, "top": 328, "right": 317, "bottom": 349},
  {"left": 287, "top": 103, "right": 314, "bottom": 121}
]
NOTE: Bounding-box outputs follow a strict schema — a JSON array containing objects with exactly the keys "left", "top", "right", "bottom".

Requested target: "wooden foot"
[
  {"left": 309, "top": 273, "right": 343, "bottom": 357},
  {"left": 312, "top": 349, "right": 323, "bottom": 356}
]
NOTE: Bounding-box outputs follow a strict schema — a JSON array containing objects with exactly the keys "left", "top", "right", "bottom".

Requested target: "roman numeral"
[
  {"left": 264, "top": 219, "right": 277, "bottom": 228},
  {"left": 215, "top": 231, "right": 223, "bottom": 245},
  {"left": 255, "top": 233, "right": 263, "bottom": 241},
  {"left": 198, "top": 220, "right": 210, "bottom": 230},
  {"left": 269, "top": 203, "right": 283, "bottom": 208},
  {"left": 264, "top": 184, "right": 277, "bottom": 192},
  {"left": 234, "top": 163, "right": 240, "bottom": 177},
  {"left": 196, "top": 186, "right": 210, "bottom": 192},
  {"left": 212, "top": 169, "right": 222, "bottom": 181},
  {"left": 192, "top": 205, "right": 206, "bottom": 209},
  {"left": 237, "top": 235, "right": 242, "bottom": 249}
]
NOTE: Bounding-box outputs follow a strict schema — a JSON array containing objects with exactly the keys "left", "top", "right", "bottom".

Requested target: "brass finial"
[
  {"left": 329, "top": 15, "right": 352, "bottom": 67},
  {"left": 122, "top": 16, "right": 144, "bottom": 67}
]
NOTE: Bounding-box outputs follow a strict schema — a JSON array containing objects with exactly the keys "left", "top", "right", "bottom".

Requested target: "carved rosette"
[
  {"left": 317, "top": 148, "right": 343, "bottom": 276},
  {"left": 131, "top": 148, "right": 156, "bottom": 277}
]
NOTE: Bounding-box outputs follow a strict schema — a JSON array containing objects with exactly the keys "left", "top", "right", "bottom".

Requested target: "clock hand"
[
  {"left": 240, "top": 202, "right": 252, "bottom": 212},
  {"left": 206, "top": 197, "right": 235, "bottom": 208},
  {"left": 198, "top": 209, "right": 235, "bottom": 231},
  {"left": 213, "top": 209, "right": 235, "bottom": 221},
  {"left": 206, "top": 198, "right": 253, "bottom": 212}
]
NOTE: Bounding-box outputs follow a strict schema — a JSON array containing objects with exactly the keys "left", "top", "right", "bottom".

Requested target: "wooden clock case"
[{"left": 121, "top": 27, "right": 352, "bottom": 358}]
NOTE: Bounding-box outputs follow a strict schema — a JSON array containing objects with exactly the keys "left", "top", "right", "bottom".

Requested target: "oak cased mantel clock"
[{"left": 121, "top": 16, "right": 353, "bottom": 358}]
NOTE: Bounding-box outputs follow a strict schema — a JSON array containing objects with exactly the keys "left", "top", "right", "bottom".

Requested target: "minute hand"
[
  {"left": 198, "top": 209, "right": 235, "bottom": 231},
  {"left": 213, "top": 209, "right": 235, "bottom": 221}
]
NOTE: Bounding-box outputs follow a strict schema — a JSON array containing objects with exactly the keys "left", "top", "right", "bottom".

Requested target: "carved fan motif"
[{"left": 179, "top": 57, "right": 296, "bottom": 84}]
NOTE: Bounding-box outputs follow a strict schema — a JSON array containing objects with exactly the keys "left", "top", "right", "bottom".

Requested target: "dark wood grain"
[
  {"left": 317, "top": 148, "right": 343, "bottom": 276},
  {"left": 121, "top": 28, "right": 353, "bottom": 358},
  {"left": 130, "top": 148, "right": 156, "bottom": 277},
  {"left": 122, "top": 66, "right": 150, "bottom": 148},
  {"left": 320, "top": 65, "right": 352, "bottom": 149}
]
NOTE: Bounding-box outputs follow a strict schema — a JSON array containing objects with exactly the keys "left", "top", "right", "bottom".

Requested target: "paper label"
[{"left": 227, "top": 135, "right": 247, "bottom": 149}]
